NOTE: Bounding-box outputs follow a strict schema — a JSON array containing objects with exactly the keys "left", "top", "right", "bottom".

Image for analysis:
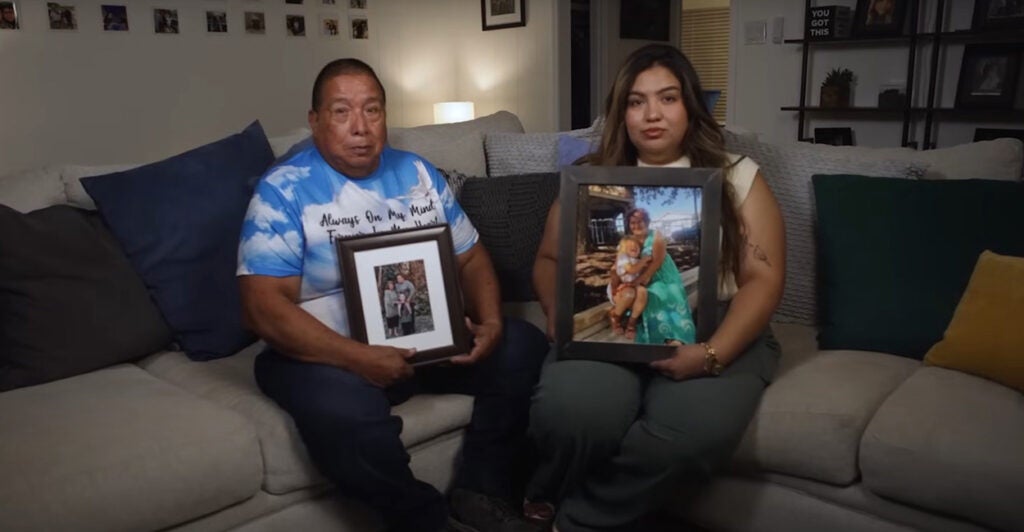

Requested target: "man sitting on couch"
[{"left": 237, "top": 58, "right": 547, "bottom": 532}]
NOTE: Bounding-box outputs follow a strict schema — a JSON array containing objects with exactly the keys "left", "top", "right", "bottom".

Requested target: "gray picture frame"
[{"left": 555, "top": 166, "right": 722, "bottom": 364}]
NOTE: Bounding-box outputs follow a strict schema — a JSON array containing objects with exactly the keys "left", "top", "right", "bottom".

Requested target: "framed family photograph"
[
  {"left": 955, "top": 44, "right": 1021, "bottom": 110},
  {"left": 853, "top": 0, "right": 908, "bottom": 37},
  {"left": 972, "top": 0, "right": 1024, "bottom": 31},
  {"left": 481, "top": 0, "right": 525, "bottom": 31},
  {"left": 555, "top": 166, "right": 723, "bottom": 364},
  {"left": 336, "top": 224, "right": 469, "bottom": 366},
  {"left": 0, "top": 2, "right": 18, "bottom": 30}
]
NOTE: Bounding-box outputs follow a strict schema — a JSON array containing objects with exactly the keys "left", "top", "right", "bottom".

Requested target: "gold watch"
[{"left": 701, "top": 342, "right": 724, "bottom": 376}]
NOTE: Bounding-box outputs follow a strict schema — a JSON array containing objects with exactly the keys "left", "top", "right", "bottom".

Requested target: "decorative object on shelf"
[
  {"left": 877, "top": 82, "right": 906, "bottom": 109},
  {"left": 619, "top": 0, "right": 670, "bottom": 41},
  {"left": 973, "top": 127, "right": 1024, "bottom": 143},
  {"left": 821, "top": 68, "right": 856, "bottom": 108},
  {"left": 806, "top": 5, "right": 852, "bottom": 40},
  {"left": 955, "top": 44, "right": 1020, "bottom": 110},
  {"left": 481, "top": 0, "right": 525, "bottom": 31},
  {"left": 0, "top": 1, "right": 19, "bottom": 30},
  {"left": 971, "top": 0, "right": 1024, "bottom": 32},
  {"left": 853, "top": 0, "right": 908, "bottom": 37},
  {"left": 814, "top": 127, "right": 855, "bottom": 146}
]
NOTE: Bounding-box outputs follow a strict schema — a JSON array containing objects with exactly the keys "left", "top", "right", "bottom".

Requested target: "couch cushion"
[
  {"left": 389, "top": 111, "right": 525, "bottom": 177},
  {"left": 0, "top": 166, "right": 66, "bottom": 212},
  {"left": 814, "top": 175, "right": 1024, "bottom": 359},
  {"left": 807, "top": 138, "right": 1024, "bottom": 181},
  {"left": 139, "top": 344, "right": 474, "bottom": 495},
  {"left": 0, "top": 205, "right": 172, "bottom": 391},
  {"left": 924, "top": 250, "right": 1024, "bottom": 392},
  {"left": 0, "top": 365, "right": 262, "bottom": 532},
  {"left": 61, "top": 163, "right": 141, "bottom": 210},
  {"left": 732, "top": 336, "right": 918, "bottom": 485},
  {"left": 81, "top": 121, "right": 273, "bottom": 361},
  {"left": 724, "top": 133, "right": 924, "bottom": 325},
  {"left": 861, "top": 366, "right": 1024, "bottom": 532},
  {"left": 269, "top": 127, "right": 312, "bottom": 159},
  {"left": 485, "top": 121, "right": 602, "bottom": 177},
  {"left": 458, "top": 173, "right": 560, "bottom": 302}
]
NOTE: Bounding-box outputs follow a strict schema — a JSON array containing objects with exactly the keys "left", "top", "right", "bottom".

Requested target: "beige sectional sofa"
[{"left": 1, "top": 110, "right": 1022, "bottom": 532}]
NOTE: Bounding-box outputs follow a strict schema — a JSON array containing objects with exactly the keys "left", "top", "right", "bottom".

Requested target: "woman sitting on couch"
[{"left": 526, "top": 43, "right": 786, "bottom": 532}]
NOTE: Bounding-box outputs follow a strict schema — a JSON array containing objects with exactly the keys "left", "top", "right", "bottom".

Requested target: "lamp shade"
[{"left": 433, "top": 101, "right": 475, "bottom": 124}]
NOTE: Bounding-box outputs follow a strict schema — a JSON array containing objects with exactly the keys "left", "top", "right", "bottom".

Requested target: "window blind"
[{"left": 680, "top": 7, "right": 730, "bottom": 123}]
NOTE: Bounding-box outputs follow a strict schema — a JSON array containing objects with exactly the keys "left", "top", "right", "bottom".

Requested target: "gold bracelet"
[{"left": 701, "top": 342, "right": 724, "bottom": 376}]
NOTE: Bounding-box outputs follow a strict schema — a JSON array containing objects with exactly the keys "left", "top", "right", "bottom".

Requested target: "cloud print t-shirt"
[{"left": 237, "top": 144, "right": 478, "bottom": 337}]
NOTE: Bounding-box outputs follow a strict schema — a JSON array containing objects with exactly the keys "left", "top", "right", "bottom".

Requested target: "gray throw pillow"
[
  {"left": 724, "top": 132, "right": 927, "bottom": 325},
  {"left": 0, "top": 205, "right": 172, "bottom": 391}
]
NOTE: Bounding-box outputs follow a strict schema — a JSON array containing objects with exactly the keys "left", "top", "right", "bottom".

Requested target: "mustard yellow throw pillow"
[{"left": 925, "top": 250, "right": 1024, "bottom": 392}]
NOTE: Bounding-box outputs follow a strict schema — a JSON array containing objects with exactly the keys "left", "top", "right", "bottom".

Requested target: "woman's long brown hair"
[{"left": 584, "top": 44, "right": 744, "bottom": 282}]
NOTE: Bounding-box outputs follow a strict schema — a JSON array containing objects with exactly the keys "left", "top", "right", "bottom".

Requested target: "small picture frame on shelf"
[
  {"left": 852, "top": 0, "right": 908, "bottom": 37},
  {"left": 814, "top": 127, "right": 855, "bottom": 146},
  {"left": 972, "top": 0, "right": 1024, "bottom": 32},
  {"left": 955, "top": 44, "right": 1021, "bottom": 110}
]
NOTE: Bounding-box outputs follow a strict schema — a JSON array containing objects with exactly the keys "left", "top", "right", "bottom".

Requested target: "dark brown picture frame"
[
  {"left": 481, "top": 0, "right": 525, "bottom": 31},
  {"left": 555, "top": 166, "right": 722, "bottom": 364},
  {"left": 972, "top": 0, "right": 1024, "bottom": 31},
  {"left": 336, "top": 224, "right": 469, "bottom": 366},
  {"left": 852, "top": 0, "right": 908, "bottom": 37},
  {"left": 955, "top": 44, "right": 1021, "bottom": 110}
]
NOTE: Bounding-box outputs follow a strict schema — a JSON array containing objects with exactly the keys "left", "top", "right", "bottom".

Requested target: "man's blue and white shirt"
[{"left": 237, "top": 144, "right": 478, "bottom": 336}]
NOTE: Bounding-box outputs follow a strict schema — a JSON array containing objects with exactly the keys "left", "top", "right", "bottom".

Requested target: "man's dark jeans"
[{"left": 254, "top": 317, "right": 548, "bottom": 532}]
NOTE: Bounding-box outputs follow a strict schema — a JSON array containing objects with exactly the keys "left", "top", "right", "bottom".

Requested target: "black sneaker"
[{"left": 449, "top": 488, "right": 544, "bottom": 532}]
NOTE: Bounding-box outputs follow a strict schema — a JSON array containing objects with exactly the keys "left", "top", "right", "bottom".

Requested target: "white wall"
[
  {"left": 0, "top": 0, "right": 561, "bottom": 176},
  {"left": 728, "top": 0, "right": 1012, "bottom": 147}
]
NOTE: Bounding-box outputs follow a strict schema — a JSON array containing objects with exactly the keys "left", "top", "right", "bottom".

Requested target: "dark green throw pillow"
[
  {"left": 813, "top": 174, "right": 1024, "bottom": 359},
  {"left": 0, "top": 205, "right": 173, "bottom": 391},
  {"left": 458, "top": 173, "right": 559, "bottom": 302}
]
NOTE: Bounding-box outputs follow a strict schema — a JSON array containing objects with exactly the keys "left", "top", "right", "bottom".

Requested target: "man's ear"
[{"left": 307, "top": 109, "right": 318, "bottom": 130}]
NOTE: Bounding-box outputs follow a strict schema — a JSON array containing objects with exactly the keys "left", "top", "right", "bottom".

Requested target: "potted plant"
[{"left": 821, "top": 68, "right": 856, "bottom": 108}]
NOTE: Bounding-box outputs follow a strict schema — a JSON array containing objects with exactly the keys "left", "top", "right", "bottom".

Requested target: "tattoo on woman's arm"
[{"left": 748, "top": 242, "right": 771, "bottom": 267}]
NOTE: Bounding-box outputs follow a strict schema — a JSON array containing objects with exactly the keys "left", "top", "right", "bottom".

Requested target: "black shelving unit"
[{"left": 785, "top": 0, "right": 1024, "bottom": 149}]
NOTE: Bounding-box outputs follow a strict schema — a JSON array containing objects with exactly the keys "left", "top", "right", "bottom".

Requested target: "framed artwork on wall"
[
  {"left": 336, "top": 225, "right": 469, "bottom": 366},
  {"left": 101, "top": 5, "right": 128, "bottom": 32},
  {"left": 48, "top": 2, "right": 78, "bottom": 31},
  {"left": 481, "top": 0, "right": 525, "bottom": 31},
  {"left": 972, "top": 0, "right": 1024, "bottom": 31},
  {"left": 852, "top": 0, "right": 909, "bottom": 37},
  {"left": 554, "top": 166, "right": 723, "bottom": 364},
  {"left": 154, "top": 8, "right": 178, "bottom": 34},
  {"left": 955, "top": 44, "right": 1021, "bottom": 110}
]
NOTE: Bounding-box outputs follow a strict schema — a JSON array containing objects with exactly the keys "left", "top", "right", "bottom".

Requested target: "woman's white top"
[{"left": 637, "top": 153, "right": 759, "bottom": 300}]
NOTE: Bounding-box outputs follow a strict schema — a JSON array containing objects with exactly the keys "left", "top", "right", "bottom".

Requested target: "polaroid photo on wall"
[
  {"left": 101, "top": 5, "right": 128, "bottom": 31},
  {"left": 154, "top": 8, "right": 179, "bottom": 34},
  {"left": 350, "top": 0, "right": 367, "bottom": 9},
  {"left": 350, "top": 15, "right": 367, "bottom": 39},
  {"left": 48, "top": 2, "right": 78, "bottom": 31},
  {"left": 206, "top": 10, "right": 227, "bottom": 33},
  {"left": 321, "top": 14, "right": 339, "bottom": 36},
  {"left": 244, "top": 12, "right": 265, "bottom": 34},
  {"left": 286, "top": 14, "right": 305, "bottom": 36},
  {"left": 1, "top": 1, "right": 21, "bottom": 30},
  {"left": 554, "top": 166, "right": 723, "bottom": 364}
]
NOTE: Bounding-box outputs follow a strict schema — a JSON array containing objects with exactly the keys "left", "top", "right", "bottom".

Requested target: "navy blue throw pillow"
[{"left": 82, "top": 121, "right": 274, "bottom": 360}]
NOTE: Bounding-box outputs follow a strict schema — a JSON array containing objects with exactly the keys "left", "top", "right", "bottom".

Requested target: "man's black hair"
[{"left": 311, "top": 58, "right": 386, "bottom": 110}]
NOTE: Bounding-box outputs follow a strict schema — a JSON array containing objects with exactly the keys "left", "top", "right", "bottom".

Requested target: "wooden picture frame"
[
  {"left": 481, "top": 0, "right": 525, "bottom": 31},
  {"left": 852, "top": 0, "right": 908, "bottom": 37},
  {"left": 955, "top": 44, "right": 1021, "bottom": 110},
  {"left": 972, "top": 0, "right": 1024, "bottom": 31},
  {"left": 555, "top": 166, "right": 722, "bottom": 364},
  {"left": 336, "top": 224, "right": 469, "bottom": 366}
]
